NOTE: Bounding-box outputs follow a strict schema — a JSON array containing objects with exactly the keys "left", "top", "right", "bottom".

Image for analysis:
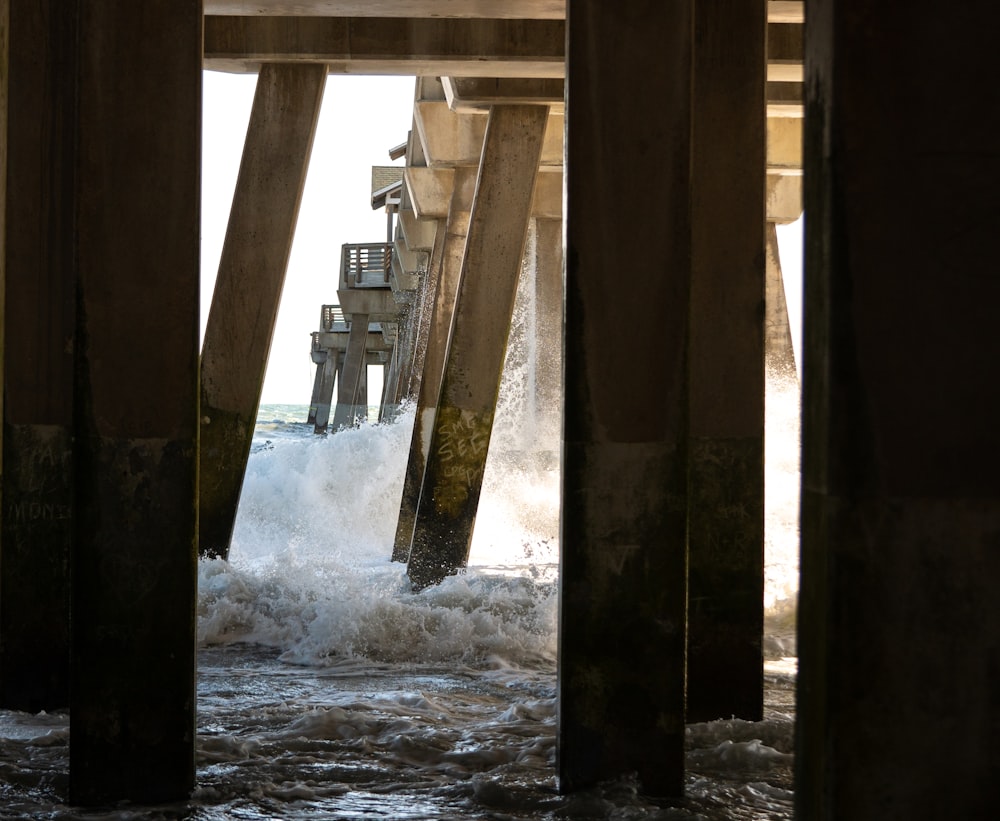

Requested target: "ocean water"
[{"left": 0, "top": 380, "right": 799, "bottom": 820}]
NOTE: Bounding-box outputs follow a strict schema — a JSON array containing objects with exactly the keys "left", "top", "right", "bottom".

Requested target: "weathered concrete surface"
[
  {"left": 332, "top": 315, "right": 370, "bottom": 428},
  {"left": 765, "top": 222, "right": 796, "bottom": 376},
  {"left": 205, "top": 1, "right": 566, "bottom": 18},
  {"left": 392, "top": 167, "right": 475, "bottom": 563},
  {"left": 0, "top": 0, "right": 75, "bottom": 712},
  {"left": 406, "top": 105, "right": 546, "bottom": 590},
  {"left": 200, "top": 63, "right": 326, "bottom": 560},
  {"left": 69, "top": 0, "right": 200, "bottom": 804},
  {"left": 686, "top": 0, "right": 765, "bottom": 724},
  {"left": 204, "top": 16, "right": 565, "bottom": 76},
  {"left": 796, "top": 2, "right": 1000, "bottom": 818},
  {"left": 313, "top": 354, "right": 340, "bottom": 432},
  {"left": 414, "top": 100, "right": 563, "bottom": 168},
  {"left": 529, "top": 218, "right": 563, "bottom": 451},
  {"left": 559, "top": 0, "right": 690, "bottom": 799},
  {"left": 395, "top": 211, "right": 447, "bottom": 406},
  {"left": 407, "top": 165, "right": 562, "bottom": 219}
]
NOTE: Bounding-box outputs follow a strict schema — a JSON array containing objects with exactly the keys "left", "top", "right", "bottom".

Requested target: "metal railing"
[{"left": 340, "top": 242, "right": 392, "bottom": 288}]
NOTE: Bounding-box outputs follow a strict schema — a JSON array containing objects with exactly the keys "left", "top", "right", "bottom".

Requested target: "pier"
[{"left": 2, "top": 1, "right": 999, "bottom": 817}]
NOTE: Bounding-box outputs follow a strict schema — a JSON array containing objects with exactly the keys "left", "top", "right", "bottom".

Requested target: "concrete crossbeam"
[
  {"left": 398, "top": 208, "right": 438, "bottom": 251},
  {"left": 312, "top": 330, "right": 393, "bottom": 352},
  {"left": 206, "top": 1, "right": 801, "bottom": 24},
  {"left": 415, "top": 101, "right": 563, "bottom": 167},
  {"left": 205, "top": 1, "right": 566, "bottom": 18},
  {"left": 406, "top": 165, "right": 561, "bottom": 219},
  {"left": 442, "top": 77, "right": 564, "bottom": 111},
  {"left": 337, "top": 287, "right": 400, "bottom": 320},
  {"left": 767, "top": 168, "right": 802, "bottom": 223},
  {"left": 204, "top": 16, "right": 565, "bottom": 76},
  {"left": 767, "top": 116, "right": 802, "bottom": 168}
]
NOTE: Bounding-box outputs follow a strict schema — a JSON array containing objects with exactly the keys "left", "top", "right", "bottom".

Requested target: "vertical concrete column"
[
  {"left": 560, "top": 0, "right": 691, "bottom": 798},
  {"left": 200, "top": 63, "right": 327, "bottom": 559},
  {"left": 686, "top": 0, "right": 766, "bottom": 724},
  {"left": 406, "top": 105, "right": 547, "bottom": 590},
  {"left": 0, "top": 0, "right": 75, "bottom": 712},
  {"left": 311, "top": 349, "right": 338, "bottom": 433},
  {"left": 796, "top": 3, "right": 1000, "bottom": 818},
  {"left": 332, "top": 315, "right": 369, "bottom": 428},
  {"left": 307, "top": 349, "right": 325, "bottom": 425},
  {"left": 70, "top": 0, "right": 200, "bottom": 804},
  {"left": 765, "top": 222, "right": 796, "bottom": 377},
  {"left": 392, "top": 173, "right": 475, "bottom": 562}
]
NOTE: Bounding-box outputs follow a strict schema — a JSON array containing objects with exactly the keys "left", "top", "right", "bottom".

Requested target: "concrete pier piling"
[
  {"left": 559, "top": 0, "right": 691, "bottom": 798},
  {"left": 1, "top": 0, "right": 75, "bottom": 713},
  {"left": 796, "top": 1, "right": 1000, "bottom": 817},
  {"left": 406, "top": 105, "right": 547, "bottom": 590},
  {"left": 392, "top": 167, "right": 476, "bottom": 563},
  {"left": 200, "top": 62, "right": 326, "bottom": 559},
  {"left": 686, "top": 0, "right": 766, "bottom": 724},
  {"left": 68, "top": 0, "right": 201, "bottom": 803},
  {"left": 332, "top": 315, "right": 371, "bottom": 429},
  {"left": 7, "top": 1, "right": 997, "bottom": 813}
]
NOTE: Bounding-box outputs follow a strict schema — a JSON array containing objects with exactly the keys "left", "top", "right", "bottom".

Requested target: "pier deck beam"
[
  {"left": 559, "top": 0, "right": 691, "bottom": 798},
  {"left": 199, "top": 63, "right": 326, "bottom": 559},
  {"left": 392, "top": 169, "right": 474, "bottom": 562},
  {"left": 68, "top": 0, "right": 200, "bottom": 804},
  {"left": 796, "top": 2, "right": 1000, "bottom": 817},
  {"left": 0, "top": 0, "right": 75, "bottom": 713},
  {"left": 686, "top": 0, "right": 766, "bottom": 724},
  {"left": 406, "top": 105, "right": 547, "bottom": 589}
]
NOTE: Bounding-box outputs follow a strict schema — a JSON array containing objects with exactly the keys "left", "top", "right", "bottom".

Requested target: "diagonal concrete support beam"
[
  {"left": 200, "top": 63, "right": 326, "bottom": 560},
  {"left": 392, "top": 167, "right": 476, "bottom": 562},
  {"left": 405, "top": 106, "right": 547, "bottom": 589}
]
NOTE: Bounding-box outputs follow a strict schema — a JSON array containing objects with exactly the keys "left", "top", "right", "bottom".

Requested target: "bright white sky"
[
  {"left": 201, "top": 71, "right": 417, "bottom": 404},
  {"left": 202, "top": 69, "right": 805, "bottom": 404}
]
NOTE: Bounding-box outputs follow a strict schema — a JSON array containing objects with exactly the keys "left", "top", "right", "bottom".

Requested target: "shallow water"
[
  {"left": 0, "top": 647, "right": 794, "bottom": 820},
  {"left": 0, "top": 380, "right": 800, "bottom": 819}
]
